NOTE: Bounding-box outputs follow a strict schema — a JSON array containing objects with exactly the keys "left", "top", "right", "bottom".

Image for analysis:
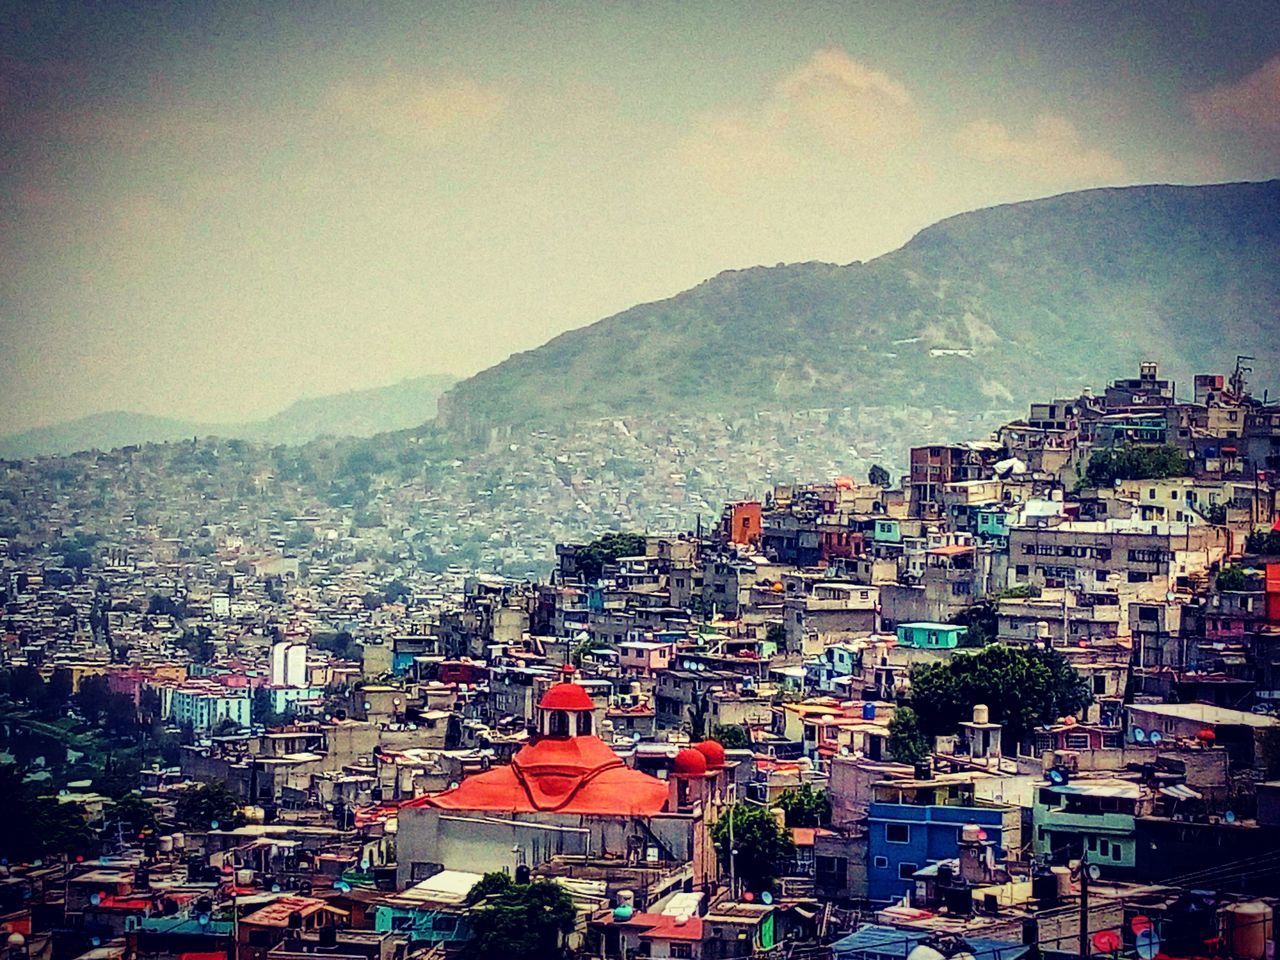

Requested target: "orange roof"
[
  {"left": 640, "top": 915, "right": 703, "bottom": 941},
  {"left": 926, "top": 544, "right": 975, "bottom": 556},
  {"left": 405, "top": 735, "right": 669, "bottom": 816},
  {"left": 241, "top": 896, "right": 346, "bottom": 928}
]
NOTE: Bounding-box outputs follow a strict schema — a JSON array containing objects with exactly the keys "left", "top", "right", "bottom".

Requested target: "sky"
[{"left": 1, "top": 1, "right": 1278, "bottom": 433}]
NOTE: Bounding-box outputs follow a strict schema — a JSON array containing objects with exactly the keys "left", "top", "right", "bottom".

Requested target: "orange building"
[{"left": 720, "top": 501, "right": 762, "bottom": 546}]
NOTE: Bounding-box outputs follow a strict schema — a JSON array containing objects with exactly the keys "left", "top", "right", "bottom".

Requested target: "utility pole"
[
  {"left": 728, "top": 801, "right": 737, "bottom": 900},
  {"left": 1078, "top": 852, "right": 1090, "bottom": 960}
]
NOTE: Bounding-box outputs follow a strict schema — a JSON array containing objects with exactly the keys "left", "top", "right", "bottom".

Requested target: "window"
[
  {"left": 671, "top": 944, "right": 693, "bottom": 959},
  {"left": 1093, "top": 675, "right": 1108, "bottom": 695},
  {"left": 1016, "top": 564, "right": 1029, "bottom": 576},
  {"left": 817, "top": 855, "right": 846, "bottom": 878},
  {"left": 1066, "top": 733, "right": 1091, "bottom": 750},
  {"left": 898, "top": 861, "right": 919, "bottom": 879},
  {"left": 886, "top": 823, "right": 911, "bottom": 844},
  {"left": 873, "top": 856, "right": 889, "bottom": 869}
]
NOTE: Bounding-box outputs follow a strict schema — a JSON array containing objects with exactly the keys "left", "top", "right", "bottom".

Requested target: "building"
[
  {"left": 396, "top": 667, "right": 720, "bottom": 889},
  {"left": 867, "top": 774, "right": 1020, "bottom": 905}
]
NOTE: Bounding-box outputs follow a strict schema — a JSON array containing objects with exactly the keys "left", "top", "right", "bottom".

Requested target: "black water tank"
[{"left": 1031, "top": 873, "right": 1059, "bottom": 906}]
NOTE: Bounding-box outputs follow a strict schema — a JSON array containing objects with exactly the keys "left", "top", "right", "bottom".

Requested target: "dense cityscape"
[{"left": 1, "top": 357, "right": 1278, "bottom": 960}]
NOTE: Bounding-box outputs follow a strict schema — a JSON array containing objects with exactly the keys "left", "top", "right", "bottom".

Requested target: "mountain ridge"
[
  {"left": 438, "top": 179, "right": 1280, "bottom": 436},
  {"left": 0, "top": 374, "right": 456, "bottom": 459}
]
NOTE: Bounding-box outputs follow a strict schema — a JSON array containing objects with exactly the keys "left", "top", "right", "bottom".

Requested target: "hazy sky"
[{"left": 2, "top": 1, "right": 1278, "bottom": 432}]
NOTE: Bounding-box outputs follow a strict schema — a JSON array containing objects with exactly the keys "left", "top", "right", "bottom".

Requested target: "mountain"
[
  {"left": 0, "top": 374, "right": 455, "bottom": 459},
  {"left": 438, "top": 180, "right": 1280, "bottom": 437}
]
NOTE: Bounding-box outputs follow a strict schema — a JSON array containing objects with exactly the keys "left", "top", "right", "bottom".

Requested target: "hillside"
[
  {"left": 438, "top": 180, "right": 1280, "bottom": 436},
  {"left": 0, "top": 374, "right": 455, "bottom": 459}
]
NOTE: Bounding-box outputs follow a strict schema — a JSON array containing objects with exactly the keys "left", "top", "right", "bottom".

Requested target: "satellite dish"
[
  {"left": 1086, "top": 863, "right": 1101, "bottom": 881},
  {"left": 1224, "top": 810, "right": 1236, "bottom": 823},
  {"left": 1133, "top": 728, "right": 1147, "bottom": 743},
  {"left": 1148, "top": 731, "right": 1163, "bottom": 745},
  {"left": 1136, "top": 928, "right": 1161, "bottom": 960},
  {"left": 761, "top": 891, "right": 774, "bottom": 905},
  {"left": 1046, "top": 768, "right": 1068, "bottom": 786}
]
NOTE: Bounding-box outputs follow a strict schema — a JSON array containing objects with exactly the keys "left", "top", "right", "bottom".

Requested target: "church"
[{"left": 395, "top": 666, "right": 726, "bottom": 890}]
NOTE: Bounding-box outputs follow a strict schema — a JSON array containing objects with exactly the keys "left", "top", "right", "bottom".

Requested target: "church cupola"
[{"left": 537, "top": 664, "right": 596, "bottom": 738}]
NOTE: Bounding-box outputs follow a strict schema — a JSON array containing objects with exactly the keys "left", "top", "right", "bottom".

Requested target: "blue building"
[
  {"left": 895, "top": 622, "right": 967, "bottom": 650},
  {"left": 867, "top": 774, "right": 1020, "bottom": 905},
  {"left": 831, "top": 925, "right": 1028, "bottom": 960}
]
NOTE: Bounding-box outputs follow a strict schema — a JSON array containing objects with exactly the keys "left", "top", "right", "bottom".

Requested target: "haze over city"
[{"left": 2, "top": 0, "right": 1278, "bottom": 433}]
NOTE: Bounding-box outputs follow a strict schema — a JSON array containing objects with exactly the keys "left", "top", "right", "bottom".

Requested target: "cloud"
[
  {"left": 667, "top": 48, "right": 921, "bottom": 193},
  {"left": 1188, "top": 55, "right": 1280, "bottom": 135},
  {"left": 773, "top": 47, "right": 922, "bottom": 149},
  {"left": 955, "top": 114, "right": 1124, "bottom": 183},
  {"left": 325, "top": 73, "right": 506, "bottom": 144}
]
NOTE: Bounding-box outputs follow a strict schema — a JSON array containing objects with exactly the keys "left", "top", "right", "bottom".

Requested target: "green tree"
[
  {"left": 41, "top": 667, "right": 74, "bottom": 718},
  {"left": 711, "top": 803, "right": 794, "bottom": 891},
  {"left": 764, "top": 623, "right": 787, "bottom": 649},
  {"left": 1216, "top": 566, "right": 1250, "bottom": 591},
  {"left": 949, "top": 600, "right": 997, "bottom": 647},
  {"left": 712, "top": 723, "right": 751, "bottom": 750},
  {"left": 175, "top": 780, "right": 245, "bottom": 830},
  {"left": 462, "top": 872, "right": 577, "bottom": 960},
  {"left": 908, "top": 644, "right": 1091, "bottom": 745},
  {"left": 576, "top": 532, "right": 647, "bottom": 582},
  {"left": 103, "top": 693, "right": 139, "bottom": 737},
  {"left": 0, "top": 766, "right": 95, "bottom": 861},
  {"left": 75, "top": 675, "right": 111, "bottom": 723},
  {"left": 868, "top": 463, "right": 892, "bottom": 488},
  {"left": 104, "top": 793, "right": 157, "bottom": 836},
  {"left": 1245, "top": 530, "right": 1280, "bottom": 555},
  {"left": 1085, "top": 444, "right": 1189, "bottom": 485},
  {"left": 887, "top": 705, "right": 931, "bottom": 765},
  {"left": 777, "top": 784, "right": 831, "bottom": 827}
]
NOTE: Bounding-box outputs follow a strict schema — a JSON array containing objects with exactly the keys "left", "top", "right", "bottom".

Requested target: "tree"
[
  {"left": 0, "top": 766, "right": 95, "bottom": 862},
  {"left": 949, "top": 600, "right": 997, "bottom": 647},
  {"left": 104, "top": 793, "right": 157, "bottom": 836},
  {"left": 75, "top": 675, "right": 111, "bottom": 723},
  {"left": 61, "top": 547, "right": 93, "bottom": 571},
  {"left": 711, "top": 803, "right": 794, "bottom": 891},
  {"left": 712, "top": 723, "right": 751, "bottom": 750},
  {"left": 462, "top": 872, "right": 577, "bottom": 960},
  {"left": 887, "top": 705, "right": 931, "bottom": 764},
  {"left": 175, "top": 780, "right": 245, "bottom": 830},
  {"left": 1245, "top": 530, "right": 1280, "bottom": 555},
  {"left": 1085, "top": 444, "right": 1189, "bottom": 486},
  {"left": 764, "top": 623, "right": 787, "bottom": 649},
  {"left": 41, "top": 667, "right": 73, "bottom": 718},
  {"left": 576, "top": 532, "right": 647, "bottom": 582},
  {"left": 1216, "top": 566, "right": 1250, "bottom": 591},
  {"left": 868, "top": 463, "right": 892, "bottom": 488},
  {"left": 383, "top": 581, "right": 411, "bottom": 605},
  {"left": 777, "top": 784, "right": 831, "bottom": 827},
  {"left": 909, "top": 645, "right": 1091, "bottom": 745},
  {"left": 103, "top": 693, "right": 139, "bottom": 737},
  {"left": 213, "top": 717, "right": 242, "bottom": 737}
]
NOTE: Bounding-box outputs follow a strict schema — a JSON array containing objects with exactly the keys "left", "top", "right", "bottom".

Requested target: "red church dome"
[
  {"left": 693, "top": 739, "right": 726, "bottom": 769},
  {"left": 672, "top": 748, "right": 708, "bottom": 778},
  {"left": 539, "top": 682, "right": 595, "bottom": 711}
]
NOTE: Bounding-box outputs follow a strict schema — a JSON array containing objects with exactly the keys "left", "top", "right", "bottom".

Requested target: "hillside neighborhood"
[{"left": 0, "top": 357, "right": 1278, "bottom": 960}]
